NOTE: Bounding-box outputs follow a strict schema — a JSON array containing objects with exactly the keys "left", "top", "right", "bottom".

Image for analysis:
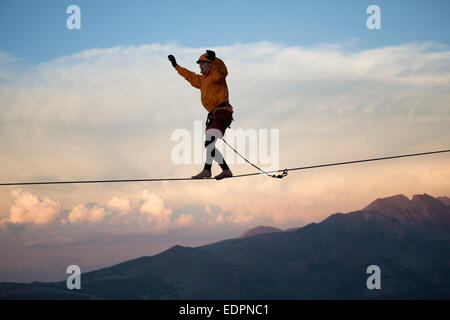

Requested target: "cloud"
[
  {"left": 1, "top": 188, "right": 221, "bottom": 229},
  {"left": 0, "top": 50, "right": 21, "bottom": 82},
  {"left": 65, "top": 190, "right": 176, "bottom": 230},
  {"left": 1, "top": 189, "right": 61, "bottom": 225},
  {"left": 1, "top": 41, "right": 449, "bottom": 127},
  {"left": 0, "top": 187, "right": 256, "bottom": 244},
  {"left": 174, "top": 213, "right": 193, "bottom": 227},
  {"left": 107, "top": 196, "right": 131, "bottom": 216},
  {"left": 140, "top": 190, "right": 173, "bottom": 231},
  {"left": 68, "top": 203, "right": 107, "bottom": 224}
]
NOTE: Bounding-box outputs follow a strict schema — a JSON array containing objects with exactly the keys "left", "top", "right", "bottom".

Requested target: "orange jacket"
[{"left": 175, "top": 57, "right": 233, "bottom": 113}]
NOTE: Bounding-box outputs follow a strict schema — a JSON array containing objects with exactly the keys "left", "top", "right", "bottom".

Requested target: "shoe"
[
  {"left": 191, "top": 169, "right": 212, "bottom": 179},
  {"left": 215, "top": 169, "right": 233, "bottom": 180}
]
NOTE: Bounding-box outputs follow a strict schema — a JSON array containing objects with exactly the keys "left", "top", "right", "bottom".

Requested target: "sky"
[{"left": 0, "top": 0, "right": 449, "bottom": 282}]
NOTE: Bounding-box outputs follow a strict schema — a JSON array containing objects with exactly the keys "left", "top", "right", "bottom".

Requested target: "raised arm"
[
  {"left": 168, "top": 54, "right": 201, "bottom": 89},
  {"left": 175, "top": 65, "right": 201, "bottom": 89}
]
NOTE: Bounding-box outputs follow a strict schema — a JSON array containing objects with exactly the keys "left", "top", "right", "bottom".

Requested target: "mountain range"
[{"left": 1, "top": 193, "right": 449, "bottom": 299}]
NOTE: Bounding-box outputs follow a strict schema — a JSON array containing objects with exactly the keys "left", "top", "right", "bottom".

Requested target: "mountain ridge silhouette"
[{"left": 1, "top": 193, "right": 449, "bottom": 299}]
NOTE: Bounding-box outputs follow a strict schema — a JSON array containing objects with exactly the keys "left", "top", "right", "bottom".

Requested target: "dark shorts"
[{"left": 206, "top": 110, "right": 233, "bottom": 136}]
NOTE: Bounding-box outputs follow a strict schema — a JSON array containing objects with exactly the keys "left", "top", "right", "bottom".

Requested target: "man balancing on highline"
[{"left": 168, "top": 50, "right": 234, "bottom": 180}]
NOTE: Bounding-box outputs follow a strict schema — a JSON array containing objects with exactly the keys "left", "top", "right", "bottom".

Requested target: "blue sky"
[{"left": 1, "top": 0, "right": 449, "bottom": 63}]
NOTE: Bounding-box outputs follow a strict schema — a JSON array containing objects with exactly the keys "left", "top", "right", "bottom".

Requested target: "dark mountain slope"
[{"left": 1, "top": 193, "right": 449, "bottom": 299}]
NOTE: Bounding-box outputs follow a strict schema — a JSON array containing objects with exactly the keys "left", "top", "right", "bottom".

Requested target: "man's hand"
[
  {"left": 168, "top": 55, "right": 177, "bottom": 68},
  {"left": 205, "top": 50, "right": 216, "bottom": 61}
]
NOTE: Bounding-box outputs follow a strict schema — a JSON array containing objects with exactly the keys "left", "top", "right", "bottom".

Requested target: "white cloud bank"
[
  {"left": 67, "top": 203, "right": 106, "bottom": 224},
  {"left": 0, "top": 188, "right": 247, "bottom": 244},
  {"left": 5, "top": 189, "right": 61, "bottom": 225},
  {"left": 1, "top": 41, "right": 449, "bottom": 127}
]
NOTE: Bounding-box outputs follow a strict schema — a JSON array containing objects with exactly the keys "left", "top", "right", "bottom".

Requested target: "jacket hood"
[{"left": 196, "top": 53, "right": 214, "bottom": 64}]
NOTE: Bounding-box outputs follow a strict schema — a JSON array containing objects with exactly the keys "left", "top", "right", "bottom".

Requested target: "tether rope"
[{"left": 0, "top": 148, "right": 448, "bottom": 186}]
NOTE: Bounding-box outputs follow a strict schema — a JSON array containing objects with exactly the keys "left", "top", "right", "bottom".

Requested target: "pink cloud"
[
  {"left": 107, "top": 196, "right": 131, "bottom": 216},
  {"left": 2, "top": 189, "right": 61, "bottom": 225},
  {"left": 68, "top": 204, "right": 106, "bottom": 224}
]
